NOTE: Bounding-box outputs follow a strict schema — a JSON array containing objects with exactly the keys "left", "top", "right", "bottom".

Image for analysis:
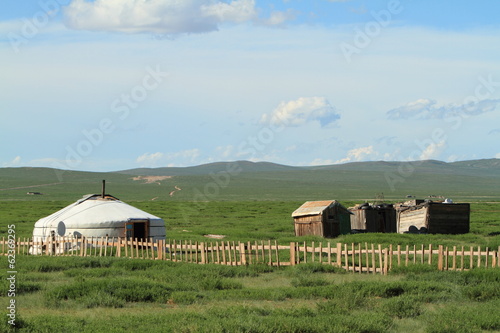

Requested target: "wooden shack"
[
  {"left": 350, "top": 203, "right": 396, "bottom": 233},
  {"left": 292, "top": 200, "right": 352, "bottom": 238},
  {"left": 396, "top": 201, "right": 470, "bottom": 234}
]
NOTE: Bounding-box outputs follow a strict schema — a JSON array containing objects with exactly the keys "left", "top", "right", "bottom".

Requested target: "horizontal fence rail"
[{"left": 2, "top": 237, "right": 499, "bottom": 274}]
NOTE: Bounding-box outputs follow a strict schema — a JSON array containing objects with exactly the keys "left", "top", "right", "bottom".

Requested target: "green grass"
[
  {"left": 2, "top": 200, "right": 499, "bottom": 251},
  {"left": 1, "top": 256, "right": 500, "bottom": 332},
  {"left": 1, "top": 165, "right": 499, "bottom": 332}
]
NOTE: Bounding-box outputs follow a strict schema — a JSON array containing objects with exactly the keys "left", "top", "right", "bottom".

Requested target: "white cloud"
[
  {"left": 136, "top": 149, "right": 201, "bottom": 167},
  {"left": 335, "top": 146, "right": 376, "bottom": 164},
  {"left": 495, "top": 153, "right": 500, "bottom": 159},
  {"left": 136, "top": 152, "right": 164, "bottom": 166},
  {"left": 3, "top": 156, "right": 21, "bottom": 167},
  {"left": 257, "top": 9, "right": 296, "bottom": 27},
  {"left": 201, "top": 0, "right": 256, "bottom": 23},
  {"left": 387, "top": 98, "right": 500, "bottom": 120},
  {"left": 216, "top": 145, "right": 235, "bottom": 159},
  {"left": 261, "top": 97, "right": 341, "bottom": 127},
  {"left": 63, "top": 0, "right": 291, "bottom": 34},
  {"left": 419, "top": 140, "right": 446, "bottom": 160}
]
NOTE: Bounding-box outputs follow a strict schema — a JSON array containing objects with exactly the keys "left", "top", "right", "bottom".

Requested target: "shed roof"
[{"left": 292, "top": 200, "right": 351, "bottom": 218}]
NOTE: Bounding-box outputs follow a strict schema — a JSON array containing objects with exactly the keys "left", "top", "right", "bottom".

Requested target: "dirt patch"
[
  {"left": 169, "top": 186, "right": 182, "bottom": 197},
  {"left": 204, "top": 234, "right": 226, "bottom": 239},
  {"left": 132, "top": 176, "right": 172, "bottom": 184}
]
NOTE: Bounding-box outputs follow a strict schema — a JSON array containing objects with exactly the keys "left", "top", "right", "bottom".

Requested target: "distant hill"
[
  {"left": 116, "top": 160, "right": 300, "bottom": 176},
  {"left": 306, "top": 159, "right": 500, "bottom": 179},
  {"left": 116, "top": 158, "right": 500, "bottom": 179},
  {"left": 1, "top": 159, "right": 499, "bottom": 202}
]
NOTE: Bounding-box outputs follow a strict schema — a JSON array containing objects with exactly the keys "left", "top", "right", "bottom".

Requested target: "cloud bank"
[
  {"left": 261, "top": 97, "right": 341, "bottom": 127},
  {"left": 387, "top": 98, "right": 500, "bottom": 120},
  {"left": 335, "top": 146, "right": 376, "bottom": 164},
  {"left": 63, "top": 0, "right": 290, "bottom": 34}
]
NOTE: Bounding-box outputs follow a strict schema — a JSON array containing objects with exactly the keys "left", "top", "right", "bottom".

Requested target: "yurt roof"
[{"left": 34, "top": 194, "right": 163, "bottom": 229}]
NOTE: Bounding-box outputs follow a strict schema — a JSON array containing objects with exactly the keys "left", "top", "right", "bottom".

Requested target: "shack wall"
[
  {"left": 427, "top": 203, "right": 470, "bottom": 234},
  {"left": 350, "top": 210, "right": 366, "bottom": 230},
  {"left": 397, "top": 206, "right": 428, "bottom": 233},
  {"left": 351, "top": 208, "right": 396, "bottom": 233},
  {"left": 397, "top": 203, "right": 470, "bottom": 234},
  {"left": 294, "top": 215, "right": 324, "bottom": 237}
]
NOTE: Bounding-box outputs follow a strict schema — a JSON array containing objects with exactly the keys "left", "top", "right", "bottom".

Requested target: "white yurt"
[{"left": 29, "top": 190, "right": 166, "bottom": 254}]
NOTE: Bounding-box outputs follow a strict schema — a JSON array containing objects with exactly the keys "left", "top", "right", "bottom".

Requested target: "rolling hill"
[{"left": 0, "top": 159, "right": 499, "bottom": 202}]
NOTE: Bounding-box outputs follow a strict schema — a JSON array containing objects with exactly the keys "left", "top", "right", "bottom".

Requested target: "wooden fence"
[{"left": 2, "top": 237, "right": 499, "bottom": 274}]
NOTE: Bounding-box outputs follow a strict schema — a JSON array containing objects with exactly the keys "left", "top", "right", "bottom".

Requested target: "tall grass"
[{"left": 2, "top": 255, "right": 500, "bottom": 332}]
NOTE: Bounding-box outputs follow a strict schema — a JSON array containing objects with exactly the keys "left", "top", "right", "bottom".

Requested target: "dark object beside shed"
[
  {"left": 350, "top": 203, "right": 396, "bottom": 233},
  {"left": 292, "top": 200, "right": 352, "bottom": 238},
  {"left": 396, "top": 201, "right": 470, "bottom": 234}
]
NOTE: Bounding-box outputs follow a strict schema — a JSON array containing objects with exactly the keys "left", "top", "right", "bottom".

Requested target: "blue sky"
[{"left": 1, "top": 0, "right": 500, "bottom": 171}]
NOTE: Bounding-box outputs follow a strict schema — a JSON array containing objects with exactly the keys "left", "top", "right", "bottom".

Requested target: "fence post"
[
  {"left": 303, "top": 242, "right": 307, "bottom": 264},
  {"left": 419, "top": 244, "right": 423, "bottom": 264},
  {"left": 469, "top": 245, "right": 474, "bottom": 269},
  {"left": 311, "top": 241, "right": 315, "bottom": 263},
  {"left": 158, "top": 239, "right": 170, "bottom": 260},
  {"left": 383, "top": 248, "right": 389, "bottom": 275},
  {"left": 378, "top": 244, "right": 383, "bottom": 273},
  {"left": 493, "top": 247, "right": 498, "bottom": 268},
  {"left": 388, "top": 244, "right": 393, "bottom": 270},
  {"left": 444, "top": 246, "right": 450, "bottom": 270},
  {"left": 319, "top": 242, "right": 323, "bottom": 264},
  {"left": 290, "top": 242, "right": 296, "bottom": 266},
  {"left": 497, "top": 246, "right": 500, "bottom": 267},
  {"left": 216, "top": 241, "right": 220, "bottom": 264},
  {"left": 274, "top": 240, "right": 280, "bottom": 267},
  {"left": 460, "top": 246, "right": 465, "bottom": 271},
  {"left": 240, "top": 242, "right": 246, "bottom": 266},
  {"left": 200, "top": 242, "right": 206, "bottom": 264},
  {"left": 452, "top": 246, "right": 457, "bottom": 270},
  {"left": 428, "top": 244, "right": 432, "bottom": 265},
  {"left": 344, "top": 244, "right": 348, "bottom": 271},
  {"left": 370, "top": 243, "right": 377, "bottom": 274},
  {"left": 116, "top": 238, "right": 121, "bottom": 257},
  {"left": 437, "top": 245, "right": 443, "bottom": 271},
  {"left": 247, "top": 241, "right": 252, "bottom": 265},
  {"left": 358, "top": 243, "right": 362, "bottom": 273},
  {"left": 268, "top": 240, "right": 272, "bottom": 266},
  {"left": 477, "top": 246, "right": 481, "bottom": 268},
  {"left": 327, "top": 242, "right": 332, "bottom": 265}
]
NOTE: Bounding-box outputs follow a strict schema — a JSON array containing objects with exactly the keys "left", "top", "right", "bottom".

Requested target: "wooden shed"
[
  {"left": 350, "top": 203, "right": 396, "bottom": 233},
  {"left": 396, "top": 201, "right": 470, "bottom": 234},
  {"left": 292, "top": 200, "right": 352, "bottom": 238}
]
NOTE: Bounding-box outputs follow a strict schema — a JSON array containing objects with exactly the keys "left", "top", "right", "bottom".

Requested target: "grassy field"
[
  {"left": 2, "top": 200, "right": 500, "bottom": 250},
  {"left": 1, "top": 163, "right": 499, "bottom": 332},
  {"left": 2, "top": 257, "right": 500, "bottom": 332},
  {"left": 1, "top": 199, "right": 500, "bottom": 332}
]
